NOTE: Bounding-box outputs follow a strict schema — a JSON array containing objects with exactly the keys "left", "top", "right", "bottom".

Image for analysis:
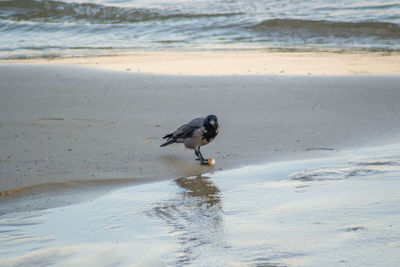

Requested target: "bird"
[{"left": 160, "top": 115, "right": 219, "bottom": 165}]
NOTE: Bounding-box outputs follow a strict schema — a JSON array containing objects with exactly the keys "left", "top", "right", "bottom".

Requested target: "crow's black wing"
[
  {"left": 172, "top": 124, "right": 200, "bottom": 139},
  {"left": 163, "top": 117, "right": 204, "bottom": 141},
  {"left": 160, "top": 123, "right": 200, "bottom": 147}
]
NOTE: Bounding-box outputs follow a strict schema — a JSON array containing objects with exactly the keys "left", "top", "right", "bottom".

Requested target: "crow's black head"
[
  {"left": 202, "top": 114, "right": 219, "bottom": 141},
  {"left": 205, "top": 114, "right": 218, "bottom": 129}
]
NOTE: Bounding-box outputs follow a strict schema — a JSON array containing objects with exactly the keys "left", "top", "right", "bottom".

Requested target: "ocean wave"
[
  {"left": 0, "top": 0, "right": 242, "bottom": 24},
  {"left": 249, "top": 19, "right": 400, "bottom": 39},
  {"left": 315, "top": 3, "right": 400, "bottom": 11},
  {"left": 0, "top": 0, "right": 399, "bottom": 54}
]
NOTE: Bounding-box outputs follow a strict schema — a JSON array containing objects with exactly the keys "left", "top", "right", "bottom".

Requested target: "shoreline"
[
  {"left": 1, "top": 141, "right": 399, "bottom": 214},
  {"left": 1, "top": 50, "right": 400, "bottom": 76},
  {"left": 2, "top": 142, "right": 400, "bottom": 265},
  {"left": 1, "top": 51, "right": 400, "bottom": 199}
]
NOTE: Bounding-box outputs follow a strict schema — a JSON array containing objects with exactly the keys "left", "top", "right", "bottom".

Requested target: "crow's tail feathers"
[
  {"left": 163, "top": 133, "right": 173, "bottom": 139},
  {"left": 160, "top": 135, "right": 176, "bottom": 147}
]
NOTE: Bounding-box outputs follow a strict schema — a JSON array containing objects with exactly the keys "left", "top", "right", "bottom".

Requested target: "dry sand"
[
  {"left": 1, "top": 51, "right": 400, "bottom": 195},
  {"left": 3, "top": 51, "right": 400, "bottom": 76}
]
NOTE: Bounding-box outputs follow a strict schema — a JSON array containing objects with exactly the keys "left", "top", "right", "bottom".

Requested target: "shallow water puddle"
[{"left": 1, "top": 145, "right": 400, "bottom": 266}]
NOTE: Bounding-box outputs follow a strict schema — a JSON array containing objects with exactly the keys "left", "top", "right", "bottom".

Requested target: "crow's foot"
[{"left": 200, "top": 159, "right": 209, "bottom": 165}]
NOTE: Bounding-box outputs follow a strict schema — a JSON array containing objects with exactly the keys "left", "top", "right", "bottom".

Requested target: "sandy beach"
[
  {"left": 1, "top": 51, "right": 400, "bottom": 195},
  {"left": 3, "top": 50, "right": 400, "bottom": 75},
  {"left": 1, "top": 51, "right": 400, "bottom": 266},
  {"left": 2, "top": 0, "right": 400, "bottom": 263}
]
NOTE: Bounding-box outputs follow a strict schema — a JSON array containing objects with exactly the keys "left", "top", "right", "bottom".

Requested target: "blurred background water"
[{"left": 1, "top": 0, "right": 399, "bottom": 59}]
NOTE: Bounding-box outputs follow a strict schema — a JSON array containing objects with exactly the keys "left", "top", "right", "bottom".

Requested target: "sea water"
[
  {"left": 1, "top": 0, "right": 399, "bottom": 59},
  {"left": 1, "top": 144, "right": 399, "bottom": 266}
]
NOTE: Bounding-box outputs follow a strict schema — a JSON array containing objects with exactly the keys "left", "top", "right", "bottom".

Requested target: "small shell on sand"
[{"left": 208, "top": 158, "right": 215, "bottom": 166}]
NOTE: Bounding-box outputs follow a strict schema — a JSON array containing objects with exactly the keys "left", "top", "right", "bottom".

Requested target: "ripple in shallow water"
[{"left": 0, "top": 144, "right": 400, "bottom": 265}]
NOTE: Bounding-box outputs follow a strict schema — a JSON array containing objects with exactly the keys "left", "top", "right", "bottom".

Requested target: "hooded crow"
[{"left": 160, "top": 115, "right": 219, "bottom": 165}]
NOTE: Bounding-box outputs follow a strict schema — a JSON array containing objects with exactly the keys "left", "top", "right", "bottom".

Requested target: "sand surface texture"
[
  {"left": 3, "top": 51, "right": 400, "bottom": 76},
  {"left": 1, "top": 57, "right": 400, "bottom": 194}
]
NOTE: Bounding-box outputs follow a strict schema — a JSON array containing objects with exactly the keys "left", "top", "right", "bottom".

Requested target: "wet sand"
[{"left": 1, "top": 52, "right": 400, "bottom": 196}]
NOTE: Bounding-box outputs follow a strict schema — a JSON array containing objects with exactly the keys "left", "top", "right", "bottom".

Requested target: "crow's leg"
[
  {"left": 197, "top": 147, "right": 209, "bottom": 165},
  {"left": 194, "top": 149, "right": 201, "bottom": 161}
]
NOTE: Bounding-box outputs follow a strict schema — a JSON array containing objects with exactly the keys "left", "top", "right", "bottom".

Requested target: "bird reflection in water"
[
  {"left": 175, "top": 175, "right": 221, "bottom": 207},
  {"left": 149, "top": 175, "right": 224, "bottom": 265}
]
